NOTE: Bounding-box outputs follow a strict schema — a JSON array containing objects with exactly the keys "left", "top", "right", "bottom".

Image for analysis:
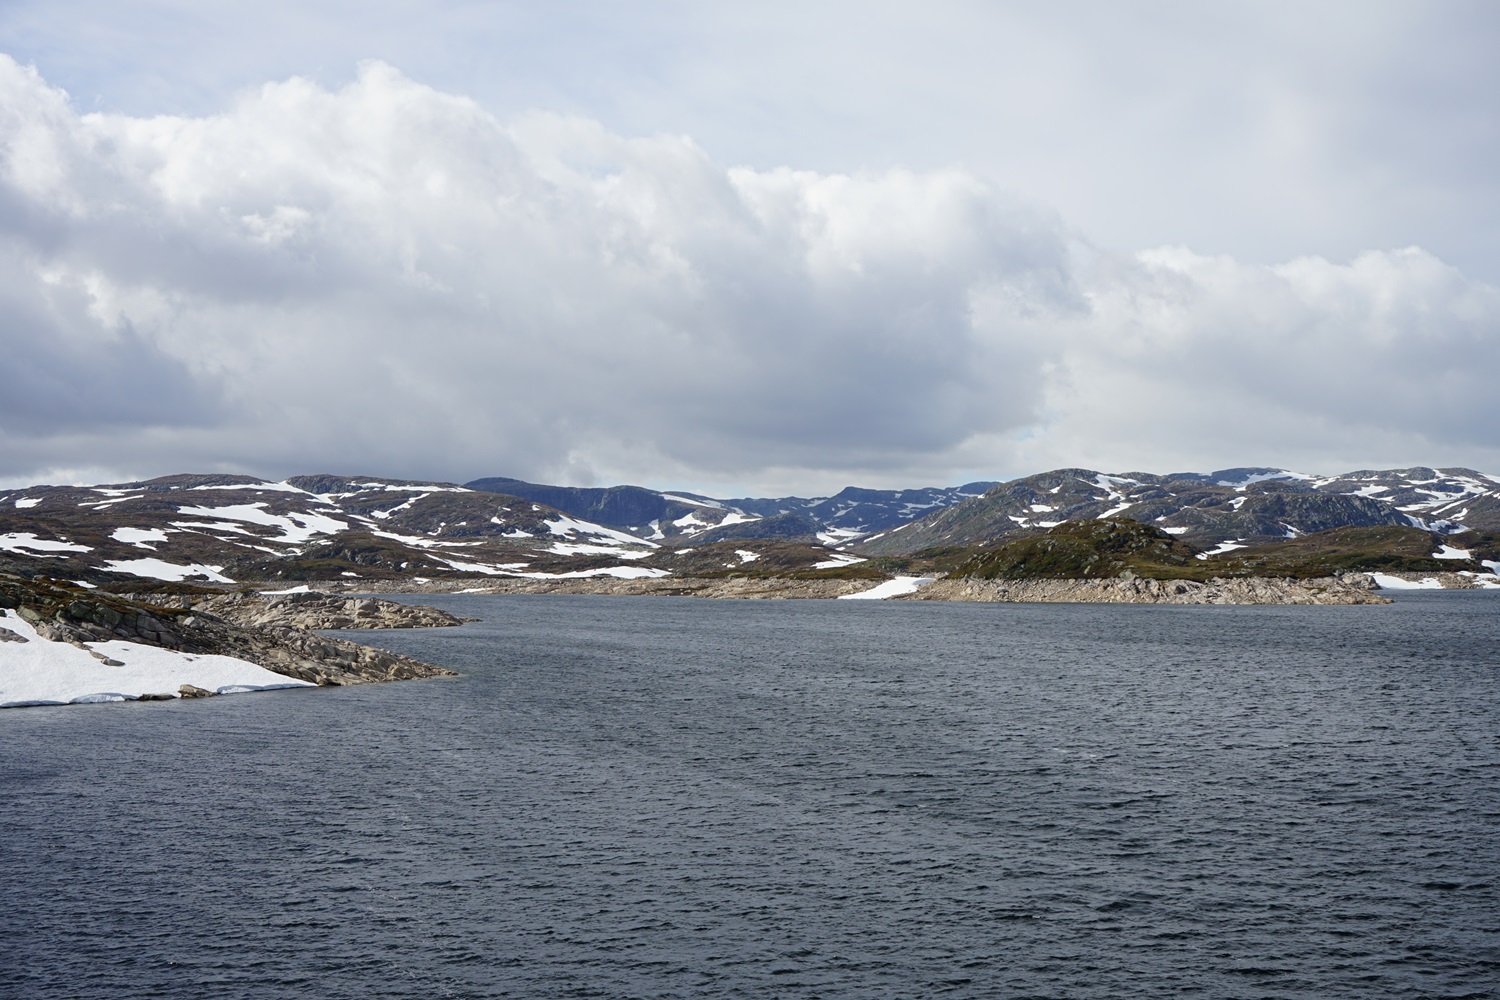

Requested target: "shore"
[
  {"left": 340, "top": 572, "right": 1398, "bottom": 604},
  {"left": 1, "top": 578, "right": 459, "bottom": 709}
]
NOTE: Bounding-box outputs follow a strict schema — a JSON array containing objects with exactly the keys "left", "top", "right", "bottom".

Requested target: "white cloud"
[{"left": 0, "top": 56, "right": 1497, "bottom": 493}]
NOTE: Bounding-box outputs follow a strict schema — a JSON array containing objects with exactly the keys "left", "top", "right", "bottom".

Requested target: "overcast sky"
[{"left": 2, "top": 1, "right": 1497, "bottom": 494}]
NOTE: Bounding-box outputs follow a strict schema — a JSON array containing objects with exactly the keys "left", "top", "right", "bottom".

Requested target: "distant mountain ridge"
[
  {"left": 2, "top": 466, "right": 1497, "bottom": 588},
  {"left": 463, "top": 476, "right": 999, "bottom": 545},
  {"left": 855, "top": 466, "right": 1500, "bottom": 555}
]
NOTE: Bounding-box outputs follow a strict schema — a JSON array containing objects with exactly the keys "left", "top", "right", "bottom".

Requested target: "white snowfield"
[
  {"left": 111, "top": 526, "right": 170, "bottom": 548},
  {"left": 547, "top": 542, "right": 652, "bottom": 559},
  {"left": 173, "top": 502, "right": 348, "bottom": 545},
  {"left": 838, "top": 576, "right": 934, "bottom": 600},
  {"left": 0, "top": 610, "right": 313, "bottom": 708},
  {"left": 1368, "top": 573, "right": 1444, "bottom": 590},
  {"left": 1197, "top": 540, "right": 1248, "bottom": 559},
  {"left": 507, "top": 566, "right": 671, "bottom": 580},
  {"left": 0, "top": 532, "right": 92, "bottom": 555},
  {"left": 101, "top": 558, "right": 234, "bottom": 583},
  {"left": 545, "top": 515, "right": 657, "bottom": 548}
]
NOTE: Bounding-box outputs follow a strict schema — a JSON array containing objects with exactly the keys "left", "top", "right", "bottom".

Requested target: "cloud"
[
  {"left": 1024, "top": 245, "right": 1500, "bottom": 476},
  {"left": 0, "top": 56, "right": 1497, "bottom": 492}
]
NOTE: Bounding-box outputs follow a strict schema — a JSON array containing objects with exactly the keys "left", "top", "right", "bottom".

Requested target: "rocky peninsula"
[{"left": 1, "top": 575, "right": 459, "bottom": 708}]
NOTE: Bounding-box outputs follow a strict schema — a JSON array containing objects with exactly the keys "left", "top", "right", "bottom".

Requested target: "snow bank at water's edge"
[{"left": 0, "top": 610, "right": 313, "bottom": 707}]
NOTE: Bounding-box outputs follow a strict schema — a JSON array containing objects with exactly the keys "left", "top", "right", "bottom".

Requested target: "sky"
[{"left": 1, "top": 0, "right": 1497, "bottom": 495}]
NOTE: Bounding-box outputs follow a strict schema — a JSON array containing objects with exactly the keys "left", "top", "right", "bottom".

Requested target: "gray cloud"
[
  {"left": 0, "top": 55, "right": 1497, "bottom": 494},
  {"left": 5, "top": 1, "right": 1495, "bottom": 280}
]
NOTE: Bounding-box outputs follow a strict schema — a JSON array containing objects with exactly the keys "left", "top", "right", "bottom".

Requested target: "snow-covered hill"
[
  {"left": 0, "top": 474, "right": 666, "bottom": 586},
  {"left": 464, "top": 476, "right": 997, "bottom": 545},
  {"left": 855, "top": 466, "right": 1500, "bottom": 555},
  {"left": 4, "top": 466, "right": 1497, "bottom": 584}
]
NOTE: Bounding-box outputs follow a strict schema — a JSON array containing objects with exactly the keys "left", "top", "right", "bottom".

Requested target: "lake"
[{"left": 2, "top": 592, "right": 1497, "bottom": 998}]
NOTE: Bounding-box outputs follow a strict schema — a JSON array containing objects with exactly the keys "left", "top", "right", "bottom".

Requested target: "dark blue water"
[{"left": 2, "top": 592, "right": 1497, "bottom": 999}]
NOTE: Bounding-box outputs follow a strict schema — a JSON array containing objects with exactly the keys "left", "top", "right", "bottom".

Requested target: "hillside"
[
  {"left": 856, "top": 467, "right": 1500, "bottom": 555},
  {"left": 464, "top": 476, "right": 996, "bottom": 545},
  {"left": 947, "top": 520, "right": 1498, "bottom": 583},
  {"left": 2, "top": 467, "right": 1497, "bottom": 593},
  {"left": 0, "top": 474, "right": 667, "bottom": 586}
]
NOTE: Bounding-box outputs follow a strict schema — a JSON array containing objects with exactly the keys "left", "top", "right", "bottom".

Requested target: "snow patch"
[
  {"left": 838, "top": 576, "right": 934, "bottom": 600},
  {"left": 195, "top": 481, "right": 315, "bottom": 494},
  {"left": 431, "top": 557, "right": 530, "bottom": 575},
  {"left": 813, "top": 553, "right": 867, "bottom": 569},
  {"left": 0, "top": 610, "right": 312, "bottom": 708},
  {"left": 0, "top": 533, "right": 92, "bottom": 555},
  {"left": 371, "top": 494, "right": 427, "bottom": 519},
  {"left": 660, "top": 494, "right": 724, "bottom": 509},
  {"left": 111, "top": 526, "right": 169, "bottom": 548},
  {"left": 1215, "top": 470, "right": 1311, "bottom": 488},
  {"left": 102, "top": 558, "right": 233, "bottom": 583},
  {"left": 1432, "top": 545, "right": 1472, "bottom": 560},
  {"left": 546, "top": 515, "right": 656, "bottom": 548},
  {"left": 504, "top": 566, "right": 671, "bottom": 580},
  {"left": 1368, "top": 573, "right": 1444, "bottom": 590},
  {"left": 13, "top": 497, "right": 42, "bottom": 508},
  {"left": 174, "top": 503, "right": 347, "bottom": 545},
  {"left": 548, "top": 542, "right": 652, "bottom": 559},
  {"left": 355, "top": 482, "right": 471, "bottom": 493},
  {"left": 1197, "top": 540, "right": 1247, "bottom": 559}
]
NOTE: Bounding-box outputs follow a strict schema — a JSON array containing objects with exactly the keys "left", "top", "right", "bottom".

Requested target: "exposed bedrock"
[
  {"left": 0, "top": 576, "right": 457, "bottom": 686},
  {"left": 904, "top": 574, "right": 1390, "bottom": 605},
  {"left": 188, "top": 591, "right": 473, "bottom": 630}
]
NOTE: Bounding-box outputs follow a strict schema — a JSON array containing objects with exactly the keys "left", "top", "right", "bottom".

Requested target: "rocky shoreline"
[
  {"left": 904, "top": 574, "right": 1391, "bottom": 605},
  {"left": 336, "top": 572, "right": 1400, "bottom": 604},
  {"left": 183, "top": 590, "right": 474, "bottom": 631},
  {"left": 1, "top": 577, "right": 460, "bottom": 701}
]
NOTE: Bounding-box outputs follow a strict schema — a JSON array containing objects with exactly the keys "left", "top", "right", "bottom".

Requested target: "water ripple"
[{"left": 2, "top": 591, "right": 1497, "bottom": 998}]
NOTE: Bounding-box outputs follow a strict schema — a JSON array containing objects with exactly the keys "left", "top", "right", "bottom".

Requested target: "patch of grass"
[
  {"left": 1209, "top": 525, "right": 1473, "bottom": 578},
  {"left": 952, "top": 519, "right": 1208, "bottom": 580}
]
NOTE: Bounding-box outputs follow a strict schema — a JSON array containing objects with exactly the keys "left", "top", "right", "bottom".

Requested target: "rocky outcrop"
[
  {"left": 189, "top": 591, "right": 471, "bottom": 630},
  {"left": 0, "top": 576, "right": 457, "bottom": 687},
  {"left": 408, "top": 576, "right": 872, "bottom": 599},
  {"left": 904, "top": 574, "right": 1390, "bottom": 605},
  {"left": 343, "top": 573, "right": 1392, "bottom": 604}
]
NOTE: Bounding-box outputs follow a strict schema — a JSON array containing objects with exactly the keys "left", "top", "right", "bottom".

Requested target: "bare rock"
[
  {"left": 904, "top": 574, "right": 1391, "bottom": 605},
  {"left": 0, "top": 575, "right": 458, "bottom": 689},
  {"left": 189, "top": 591, "right": 471, "bottom": 630}
]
